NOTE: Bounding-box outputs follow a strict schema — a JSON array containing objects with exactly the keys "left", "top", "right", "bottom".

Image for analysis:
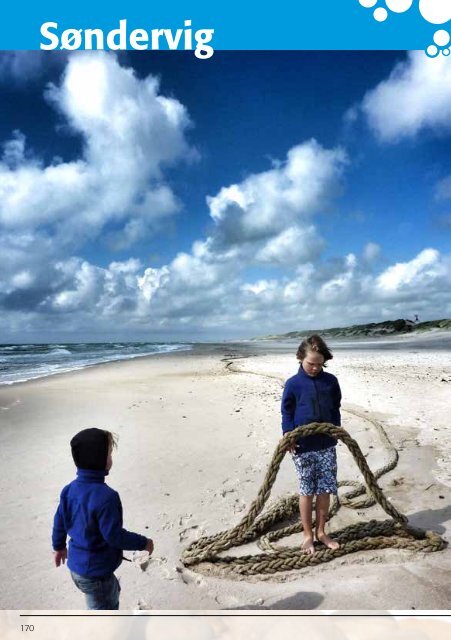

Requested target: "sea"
[
  {"left": 2, "top": 332, "right": 450, "bottom": 386},
  {"left": 0, "top": 342, "right": 193, "bottom": 386}
]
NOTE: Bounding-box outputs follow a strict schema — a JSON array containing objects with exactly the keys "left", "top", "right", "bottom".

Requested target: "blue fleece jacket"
[
  {"left": 52, "top": 468, "right": 148, "bottom": 577},
  {"left": 281, "top": 366, "right": 341, "bottom": 453}
]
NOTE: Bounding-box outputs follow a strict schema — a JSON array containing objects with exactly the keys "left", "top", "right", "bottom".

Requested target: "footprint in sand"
[
  {"left": 175, "top": 567, "right": 207, "bottom": 586},
  {"left": 215, "top": 593, "right": 242, "bottom": 607},
  {"left": 244, "top": 464, "right": 261, "bottom": 475},
  {"left": 179, "top": 514, "right": 193, "bottom": 526},
  {"left": 233, "top": 498, "right": 247, "bottom": 513},
  {"left": 179, "top": 525, "right": 199, "bottom": 542},
  {"left": 216, "top": 487, "right": 237, "bottom": 498},
  {"left": 389, "top": 476, "right": 405, "bottom": 487}
]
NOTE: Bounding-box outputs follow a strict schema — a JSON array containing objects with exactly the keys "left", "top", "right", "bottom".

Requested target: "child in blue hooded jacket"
[
  {"left": 281, "top": 334, "right": 341, "bottom": 555},
  {"left": 52, "top": 427, "right": 154, "bottom": 610}
]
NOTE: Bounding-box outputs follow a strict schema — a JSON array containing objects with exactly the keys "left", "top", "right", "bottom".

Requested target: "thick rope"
[
  {"left": 224, "top": 359, "right": 400, "bottom": 513},
  {"left": 181, "top": 423, "right": 446, "bottom": 576}
]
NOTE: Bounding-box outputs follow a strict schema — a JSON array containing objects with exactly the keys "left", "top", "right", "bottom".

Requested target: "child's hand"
[
  {"left": 53, "top": 548, "right": 67, "bottom": 567},
  {"left": 145, "top": 539, "right": 154, "bottom": 556},
  {"left": 284, "top": 433, "right": 297, "bottom": 454}
]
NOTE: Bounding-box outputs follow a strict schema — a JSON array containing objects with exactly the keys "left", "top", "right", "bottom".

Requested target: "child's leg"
[
  {"left": 103, "top": 573, "right": 120, "bottom": 610},
  {"left": 71, "top": 571, "right": 120, "bottom": 610},
  {"left": 292, "top": 450, "right": 317, "bottom": 554},
  {"left": 315, "top": 493, "right": 339, "bottom": 550},
  {"left": 293, "top": 452, "right": 315, "bottom": 553},
  {"left": 314, "top": 446, "right": 339, "bottom": 550},
  {"left": 299, "top": 495, "right": 315, "bottom": 554}
]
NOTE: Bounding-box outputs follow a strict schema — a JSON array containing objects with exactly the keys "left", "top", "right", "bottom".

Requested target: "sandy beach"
[{"left": 0, "top": 340, "right": 450, "bottom": 610}]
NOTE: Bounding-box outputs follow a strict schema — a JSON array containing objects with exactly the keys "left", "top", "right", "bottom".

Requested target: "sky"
[{"left": 0, "top": 50, "right": 451, "bottom": 342}]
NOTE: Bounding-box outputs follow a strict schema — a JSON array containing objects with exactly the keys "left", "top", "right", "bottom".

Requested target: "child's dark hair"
[{"left": 296, "top": 334, "right": 333, "bottom": 365}]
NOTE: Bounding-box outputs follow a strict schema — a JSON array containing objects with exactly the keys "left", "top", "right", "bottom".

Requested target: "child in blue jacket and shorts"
[
  {"left": 52, "top": 427, "right": 154, "bottom": 609},
  {"left": 281, "top": 334, "right": 341, "bottom": 554}
]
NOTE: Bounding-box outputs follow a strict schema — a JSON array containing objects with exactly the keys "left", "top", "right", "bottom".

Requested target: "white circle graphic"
[
  {"left": 443, "top": 48, "right": 451, "bottom": 56},
  {"left": 419, "top": 0, "right": 451, "bottom": 25},
  {"left": 426, "top": 44, "right": 439, "bottom": 57},
  {"left": 374, "top": 7, "right": 388, "bottom": 21},
  {"left": 359, "top": 0, "right": 378, "bottom": 7},
  {"left": 433, "top": 29, "right": 451, "bottom": 47},
  {"left": 385, "top": 0, "right": 414, "bottom": 12}
]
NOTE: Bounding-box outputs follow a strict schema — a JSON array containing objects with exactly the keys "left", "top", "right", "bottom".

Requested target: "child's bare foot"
[
  {"left": 302, "top": 536, "right": 315, "bottom": 554},
  {"left": 316, "top": 532, "right": 339, "bottom": 550}
]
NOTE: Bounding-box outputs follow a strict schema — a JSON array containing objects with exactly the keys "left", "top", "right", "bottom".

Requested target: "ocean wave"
[{"left": 0, "top": 342, "right": 193, "bottom": 386}]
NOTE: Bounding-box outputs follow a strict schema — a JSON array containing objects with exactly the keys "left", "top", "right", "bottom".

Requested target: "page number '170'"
[{"left": 21, "top": 625, "right": 35, "bottom": 632}]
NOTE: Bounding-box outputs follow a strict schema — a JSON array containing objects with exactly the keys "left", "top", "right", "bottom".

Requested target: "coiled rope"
[{"left": 181, "top": 422, "right": 446, "bottom": 576}]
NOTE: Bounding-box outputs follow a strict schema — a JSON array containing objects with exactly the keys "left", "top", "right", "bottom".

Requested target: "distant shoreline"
[
  {"left": 241, "top": 330, "right": 451, "bottom": 353},
  {"left": 252, "top": 318, "right": 451, "bottom": 343},
  {"left": 2, "top": 329, "right": 451, "bottom": 388}
]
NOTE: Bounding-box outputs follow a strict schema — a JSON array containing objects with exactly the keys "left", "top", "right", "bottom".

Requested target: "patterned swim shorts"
[{"left": 292, "top": 447, "right": 337, "bottom": 496}]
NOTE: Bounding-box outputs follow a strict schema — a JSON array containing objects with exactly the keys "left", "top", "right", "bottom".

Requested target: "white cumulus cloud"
[
  {"left": 206, "top": 139, "right": 347, "bottom": 265},
  {"left": 0, "top": 51, "right": 66, "bottom": 85},
  {"left": 0, "top": 52, "right": 193, "bottom": 245},
  {"left": 256, "top": 225, "right": 324, "bottom": 266},
  {"left": 362, "top": 52, "right": 451, "bottom": 142},
  {"left": 376, "top": 248, "right": 445, "bottom": 293},
  {"left": 2, "top": 54, "right": 451, "bottom": 340},
  {"left": 208, "top": 141, "right": 346, "bottom": 244}
]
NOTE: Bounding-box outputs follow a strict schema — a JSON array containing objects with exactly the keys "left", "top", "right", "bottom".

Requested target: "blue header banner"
[{"left": 0, "top": 1, "right": 450, "bottom": 53}]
